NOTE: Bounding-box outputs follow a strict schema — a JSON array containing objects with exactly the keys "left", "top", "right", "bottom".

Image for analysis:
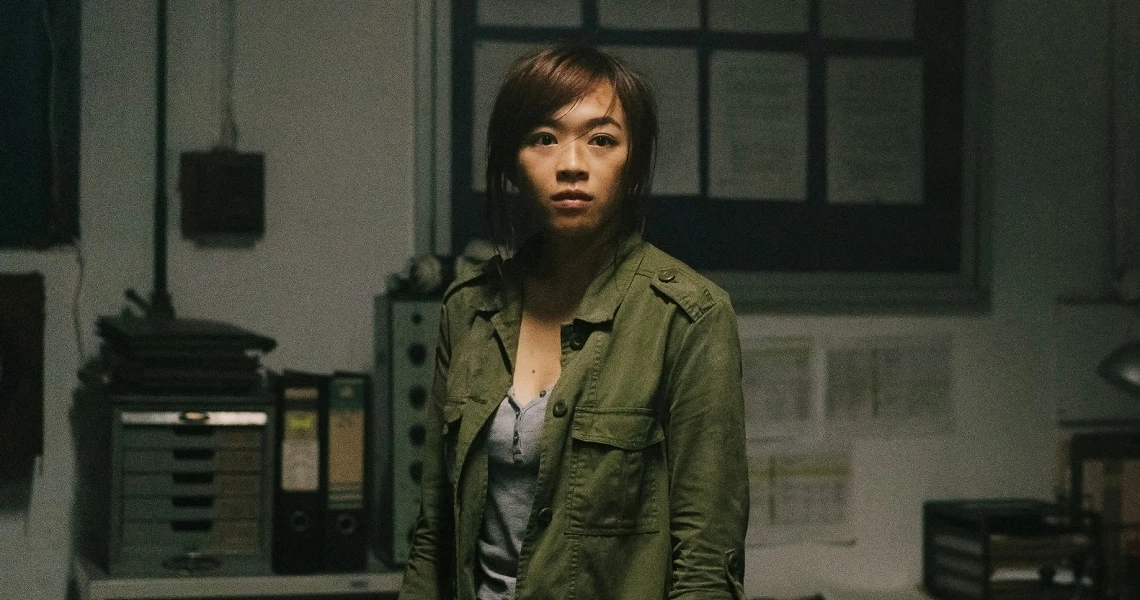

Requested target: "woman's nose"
[{"left": 556, "top": 141, "right": 587, "bottom": 182}]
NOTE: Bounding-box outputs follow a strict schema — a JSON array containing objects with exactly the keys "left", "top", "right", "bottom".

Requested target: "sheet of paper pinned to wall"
[
  {"left": 826, "top": 57, "right": 924, "bottom": 206},
  {"left": 477, "top": 0, "right": 581, "bottom": 27},
  {"left": 709, "top": 51, "right": 808, "bottom": 200},
  {"left": 742, "top": 336, "right": 815, "bottom": 441},
  {"left": 826, "top": 336, "right": 954, "bottom": 436},
  {"left": 747, "top": 442, "right": 854, "bottom": 546},
  {"left": 471, "top": 41, "right": 539, "bottom": 192},
  {"left": 709, "top": 0, "right": 809, "bottom": 33},
  {"left": 598, "top": 0, "right": 699, "bottom": 29},
  {"left": 603, "top": 46, "right": 700, "bottom": 195},
  {"left": 819, "top": 0, "right": 914, "bottom": 40}
]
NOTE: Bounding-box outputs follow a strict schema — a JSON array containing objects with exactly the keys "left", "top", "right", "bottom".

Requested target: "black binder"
[
  {"left": 271, "top": 370, "right": 327, "bottom": 574},
  {"left": 323, "top": 372, "right": 370, "bottom": 571}
]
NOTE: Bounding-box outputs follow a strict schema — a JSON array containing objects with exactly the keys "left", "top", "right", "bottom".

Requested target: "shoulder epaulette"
[{"left": 642, "top": 247, "right": 721, "bottom": 322}]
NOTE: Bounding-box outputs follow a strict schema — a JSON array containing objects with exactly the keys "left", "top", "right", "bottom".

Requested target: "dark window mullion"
[
  {"left": 582, "top": 0, "right": 598, "bottom": 32},
  {"left": 806, "top": 0, "right": 827, "bottom": 208},
  {"left": 698, "top": 0, "right": 710, "bottom": 198}
]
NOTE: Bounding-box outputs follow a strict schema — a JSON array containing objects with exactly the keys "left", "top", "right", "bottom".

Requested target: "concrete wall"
[{"left": 0, "top": 1, "right": 1125, "bottom": 598}]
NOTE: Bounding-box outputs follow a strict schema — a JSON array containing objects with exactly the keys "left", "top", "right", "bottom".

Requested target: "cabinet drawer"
[
  {"left": 121, "top": 426, "right": 263, "bottom": 450},
  {"left": 122, "top": 449, "right": 262, "bottom": 473},
  {"left": 122, "top": 495, "right": 261, "bottom": 521},
  {"left": 122, "top": 472, "right": 261, "bottom": 496},
  {"left": 120, "top": 519, "right": 260, "bottom": 553}
]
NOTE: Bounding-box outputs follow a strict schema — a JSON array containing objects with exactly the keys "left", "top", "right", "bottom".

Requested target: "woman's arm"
[
  {"left": 663, "top": 299, "right": 749, "bottom": 599},
  {"left": 399, "top": 302, "right": 455, "bottom": 600}
]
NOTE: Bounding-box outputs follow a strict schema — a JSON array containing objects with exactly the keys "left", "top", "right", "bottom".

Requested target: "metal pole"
[{"left": 150, "top": 0, "right": 174, "bottom": 320}]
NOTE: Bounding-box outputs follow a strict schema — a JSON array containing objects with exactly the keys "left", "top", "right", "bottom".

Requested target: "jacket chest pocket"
[{"left": 566, "top": 408, "right": 664, "bottom": 535}]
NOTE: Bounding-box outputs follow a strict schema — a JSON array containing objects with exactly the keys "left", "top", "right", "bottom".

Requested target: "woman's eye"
[
  {"left": 532, "top": 133, "right": 556, "bottom": 146},
  {"left": 591, "top": 135, "right": 617, "bottom": 147}
]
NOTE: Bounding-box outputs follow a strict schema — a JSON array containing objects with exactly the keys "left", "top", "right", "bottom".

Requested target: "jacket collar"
[
  {"left": 474, "top": 232, "right": 646, "bottom": 326},
  {"left": 573, "top": 232, "right": 645, "bottom": 324}
]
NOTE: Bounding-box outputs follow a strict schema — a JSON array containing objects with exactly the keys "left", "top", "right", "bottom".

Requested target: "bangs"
[{"left": 500, "top": 50, "right": 617, "bottom": 134}]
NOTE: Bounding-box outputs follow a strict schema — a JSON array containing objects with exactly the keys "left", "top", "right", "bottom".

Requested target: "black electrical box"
[
  {"left": 179, "top": 150, "right": 265, "bottom": 243},
  {"left": 923, "top": 498, "right": 1098, "bottom": 600}
]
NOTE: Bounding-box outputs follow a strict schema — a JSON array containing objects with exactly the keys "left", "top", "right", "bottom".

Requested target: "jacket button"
[
  {"left": 569, "top": 334, "right": 586, "bottom": 350},
  {"left": 658, "top": 269, "right": 675, "bottom": 283},
  {"left": 552, "top": 401, "right": 567, "bottom": 418},
  {"left": 537, "top": 507, "right": 553, "bottom": 526}
]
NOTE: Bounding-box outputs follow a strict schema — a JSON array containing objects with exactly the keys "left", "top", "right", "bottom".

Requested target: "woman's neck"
[{"left": 524, "top": 231, "right": 618, "bottom": 323}]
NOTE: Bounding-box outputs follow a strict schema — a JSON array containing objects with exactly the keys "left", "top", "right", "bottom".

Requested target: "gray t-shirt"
[{"left": 476, "top": 387, "right": 550, "bottom": 600}]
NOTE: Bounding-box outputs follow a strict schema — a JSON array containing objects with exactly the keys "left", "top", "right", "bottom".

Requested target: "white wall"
[
  {"left": 0, "top": 1, "right": 415, "bottom": 598},
  {"left": 0, "top": 1, "right": 1124, "bottom": 598}
]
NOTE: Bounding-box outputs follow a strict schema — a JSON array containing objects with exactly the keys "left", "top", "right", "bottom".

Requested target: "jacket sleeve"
[
  {"left": 663, "top": 299, "right": 749, "bottom": 600},
  {"left": 399, "top": 302, "right": 455, "bottom": 600}
]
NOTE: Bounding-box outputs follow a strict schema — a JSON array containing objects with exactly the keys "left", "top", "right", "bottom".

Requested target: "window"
[{"left": 428, "top": 0, "right": 988, "bottom": 311}]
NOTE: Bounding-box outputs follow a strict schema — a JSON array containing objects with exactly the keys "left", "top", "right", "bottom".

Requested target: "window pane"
[
  {"left": 709, "top": 51, "right": 808, "bottom": 200},
  {"left": 598, "top": 0, "right": 699, "bottom": 30},
  {"left": 709, "top": 0, "right": 809, "bottom": 34},
  {"left": 603, "top": 46, "right": 700, "bottom": 195},
  {"left": 819, "top": 0, "right": 914, "bottom": 40},
  {"left": 477, "top": 0, "right": 581, "bottom": 27}
]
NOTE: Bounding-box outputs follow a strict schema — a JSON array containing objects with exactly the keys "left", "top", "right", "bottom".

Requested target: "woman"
[{"left": 400, "top": 45, "right": 748, "bottom": 600}]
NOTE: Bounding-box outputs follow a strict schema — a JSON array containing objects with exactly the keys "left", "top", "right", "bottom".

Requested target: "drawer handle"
[
  {"left": 172, "top": 449, "right": 215, "bottom": 461},
  {"left": 170, "top": 520, "right": 213, "bottom": 532},
  {"left": 172, "top": 424, "right": 212, "bottom": 437},
  {"left": 172, "top": 496, "right": 214, "bottom": 508},
  {"left": 172, "top": 473, "right": 214, "bottom": 485},
  {"left": 179, "top": 411, "right": 209, "bottom": 423},
  {"left": 162, "top": 551, "right": 221, "bottom": 574}
]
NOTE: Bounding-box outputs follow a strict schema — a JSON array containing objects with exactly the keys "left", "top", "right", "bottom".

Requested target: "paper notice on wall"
[
  {"left": 742, "top": 336, "right": 815, "bottom": 441},
  {"left": 603, "top": 46, "right": 700, "bottom": 195},
  {"left": 709, "top": 51, "right": 808, "bottom": 200},
  {"left": 826, "top": 57, "right": 924, "bottom": 206},
  {"left": 747, "top": 442, "right": 853, "bottom": 546},
  {"left": 825, "top": 337, "right": 954, "bottom": 436}
]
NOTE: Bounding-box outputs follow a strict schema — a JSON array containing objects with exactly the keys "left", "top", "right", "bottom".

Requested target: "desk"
[{"left": 71, "top": 554, "right": 402, "bottom": 600}]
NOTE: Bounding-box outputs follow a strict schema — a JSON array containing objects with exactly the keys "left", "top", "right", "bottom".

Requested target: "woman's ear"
[{"left": 505, "top": 165, "right": 518, "bottom": 190}]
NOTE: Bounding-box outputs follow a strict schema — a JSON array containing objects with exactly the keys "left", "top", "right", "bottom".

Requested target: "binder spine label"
[
  {"left": 327, "top": 379, "right": 365, "bottom": 510},
  {"left": 281, "top": 409, "right": 319, "bottom": 492}
]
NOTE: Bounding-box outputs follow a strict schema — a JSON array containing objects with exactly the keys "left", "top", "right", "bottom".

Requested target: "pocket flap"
[
  {"left": 571, "top": 408, "right": 663, "bottom": 450},
  {"left": 442, "top": 399, "right": 464, "bottom": 429}
]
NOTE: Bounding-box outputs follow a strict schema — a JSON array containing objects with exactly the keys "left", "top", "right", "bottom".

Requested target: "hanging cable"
[
  {"left": 219, "top": 0, "right": 238, "bottom": 149},
  {"left": 40, "top": 2, "right": 86, "bottom": 360}
]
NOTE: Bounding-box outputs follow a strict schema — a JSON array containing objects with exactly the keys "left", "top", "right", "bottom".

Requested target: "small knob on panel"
[
  {"left": 409, "top": 424, "right": 426, "bottom": 446},
  {"left": 408, "top": 343, "right": 428, "bottom": 365},
  {"left": 408, "top": 386, "right": 427, "bottom": 409}
]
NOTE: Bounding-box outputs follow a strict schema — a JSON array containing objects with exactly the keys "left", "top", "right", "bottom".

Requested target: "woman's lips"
[
  {"left": 552, "top": 190, "right": 593, "bottom": 208},
  {"left": 552, "top": 190, "right": 593, "bottom": 201}
]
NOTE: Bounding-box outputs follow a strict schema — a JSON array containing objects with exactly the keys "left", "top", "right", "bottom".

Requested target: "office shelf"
[{"left": 71, "top": 553, "right": 402, "bottom": 600}]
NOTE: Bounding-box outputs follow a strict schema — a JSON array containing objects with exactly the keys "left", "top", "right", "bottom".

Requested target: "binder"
[
  {"left": 271, "top": 370, "right": 326, "bottom": 574},
  {"left": 323, "top": 372, "right": 369, "bottom": 572}
]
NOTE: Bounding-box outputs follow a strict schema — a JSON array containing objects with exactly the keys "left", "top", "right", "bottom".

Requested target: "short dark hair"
[{"left": 485, "top": 45, "right": 658, "bottom": 252}]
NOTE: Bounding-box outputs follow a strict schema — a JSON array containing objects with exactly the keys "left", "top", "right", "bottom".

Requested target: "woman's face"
[{"left": 514, "top": 82, "right": 629, "bottom": 243}]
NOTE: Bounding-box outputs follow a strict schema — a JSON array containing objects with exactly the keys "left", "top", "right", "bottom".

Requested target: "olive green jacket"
[{"left": 399, "top": 234, "right": 749, "bottom": 600}]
